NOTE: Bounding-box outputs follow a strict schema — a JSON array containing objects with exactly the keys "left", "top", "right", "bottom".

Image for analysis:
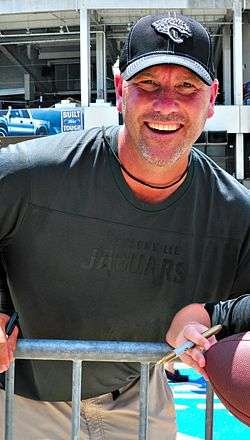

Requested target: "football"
[{"left": 204, "top": 332, "right": 250, "bottom": 426}]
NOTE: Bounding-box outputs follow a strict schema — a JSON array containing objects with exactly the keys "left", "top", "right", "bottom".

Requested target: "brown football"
[{"left": 204, "top": 331, "right": 250, "bottom": 426}]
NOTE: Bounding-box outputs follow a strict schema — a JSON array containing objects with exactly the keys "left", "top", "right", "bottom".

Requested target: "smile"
[{"left": 146, "top": 122, "right": 182, "bottom": 133}]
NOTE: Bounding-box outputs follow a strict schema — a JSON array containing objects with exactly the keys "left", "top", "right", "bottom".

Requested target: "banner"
[
  {"left": 61, "top": 109, "right": 83, "bottom": 132},
  {"left": 0, "top": 107, "right": 84, "bottom": 137}
]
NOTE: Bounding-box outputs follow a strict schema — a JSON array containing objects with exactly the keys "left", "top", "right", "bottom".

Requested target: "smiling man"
[
  {"left": 115, "top": 64, "right": 218, "bottom": 201},
  {"left": 113, "top": 14, "right": 218, "bottom": 204},
  {"left": 0, "top": 12, "right": 250, "bottom": 440}
]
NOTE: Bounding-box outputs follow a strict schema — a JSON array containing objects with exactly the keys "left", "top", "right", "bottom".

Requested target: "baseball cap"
[{"left": 119, "top": 13, "right": 215, "bottom": 85}]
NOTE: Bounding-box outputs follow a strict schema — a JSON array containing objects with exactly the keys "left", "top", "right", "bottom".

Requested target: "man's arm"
[
  {"left": 166, "top": 303, "right": 211, "bottom": 347},
  {"left": 165, "top": 303, "right": 214, "bottom": 378},
  {"left": 0, "top": 144, "right": 30, "bottom": 372},
  {"left": 204, "top": 294, "right": 250, "bottom": 338},
  {"left": 0, "top": 258, "right": 18, "bottom": 372},
  {"left": 165, "top": 294, "right": 250, "bottom": 377}
]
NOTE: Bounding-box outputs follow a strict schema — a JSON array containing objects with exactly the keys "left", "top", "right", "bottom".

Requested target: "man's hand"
[
  {"left": 0, "top": 313, "right": 19, "bottom": 373},
  {"left": 175, "top": 322, "right": 217, "bottom": 379},
  {"left": 165, "top": 303, "right": 217, "bottom": 379}
]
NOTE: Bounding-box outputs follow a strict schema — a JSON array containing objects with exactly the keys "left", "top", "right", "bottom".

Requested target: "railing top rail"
[{"left": 14, "top": 339, "right": 170, "bottom": 362}]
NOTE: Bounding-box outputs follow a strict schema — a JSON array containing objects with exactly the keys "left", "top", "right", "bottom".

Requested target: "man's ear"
[
  {"left": 114, "top": 72, "right": 123, "bottom": 113},
  {"left": 207, "top": 79, "right": 219, "bottom": 119}
]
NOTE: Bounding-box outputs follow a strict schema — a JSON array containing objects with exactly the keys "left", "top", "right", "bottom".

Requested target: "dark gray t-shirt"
[{"left": 0, "top": 126, "right": 250, "bottom": 401}]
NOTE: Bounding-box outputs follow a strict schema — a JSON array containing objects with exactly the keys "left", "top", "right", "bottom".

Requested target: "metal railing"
[{"left": 4, "top": 339, "right": 214, "bottom": 440}]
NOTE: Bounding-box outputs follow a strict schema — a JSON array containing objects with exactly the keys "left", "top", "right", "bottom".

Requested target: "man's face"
[{"left": 115, "top": 64, "right": 218, "bottom": 168}]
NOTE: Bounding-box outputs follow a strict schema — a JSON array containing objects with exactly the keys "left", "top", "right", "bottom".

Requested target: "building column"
[
  {"left": 222, "top": 26, "right": 231, "bottom": 105},
  {"left": 80, "top": 2, "right": 90, "bottom": 107},
  {"left": 96, "top": 31, "right": 107, "bottom": 101},
  {"left": 24, "top": 45, "right": 35, "bottom": 102},
  {"left": 233, "top": 0, "right": 244, "bottom": 180},
  {"left": 24, "top": 73, "right": 35, "bottom": 102}
]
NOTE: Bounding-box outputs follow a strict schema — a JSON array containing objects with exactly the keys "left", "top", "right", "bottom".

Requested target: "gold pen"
[{"left": 156, "top": 324, "right": 222, "bottom": 365}]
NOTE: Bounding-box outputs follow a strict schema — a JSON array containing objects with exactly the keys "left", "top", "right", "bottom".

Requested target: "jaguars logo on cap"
[{"left": 152, "top": 17, "right": 192, "bottom": 44}]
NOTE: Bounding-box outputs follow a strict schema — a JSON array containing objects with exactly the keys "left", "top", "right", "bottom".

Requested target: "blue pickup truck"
[{"left": 0, "top": 108, "right": 50, "bottom": 136}]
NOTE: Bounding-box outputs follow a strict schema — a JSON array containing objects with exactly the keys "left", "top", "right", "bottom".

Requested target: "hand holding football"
[{"left": 204, "top": 332, "right": 250, "bottom": 426}]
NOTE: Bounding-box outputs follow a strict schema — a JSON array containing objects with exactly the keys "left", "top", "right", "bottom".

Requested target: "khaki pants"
[{"left": 0, "top": 366, "right": 176, "bottom": 440}]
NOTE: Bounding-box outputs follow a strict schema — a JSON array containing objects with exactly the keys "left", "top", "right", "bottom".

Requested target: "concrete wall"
[{"left": 0, "top": 51, "right": 23, "bottom": 90}]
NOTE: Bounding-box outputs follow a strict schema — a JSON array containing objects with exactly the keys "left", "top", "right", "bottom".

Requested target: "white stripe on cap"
[{"left": 122, "top": 53, "right": 213, "bottom": 85}]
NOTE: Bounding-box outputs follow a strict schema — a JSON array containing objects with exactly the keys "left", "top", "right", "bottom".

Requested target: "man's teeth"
[{"left": 147, "top": 122, "right": 180, "bottom": 131}]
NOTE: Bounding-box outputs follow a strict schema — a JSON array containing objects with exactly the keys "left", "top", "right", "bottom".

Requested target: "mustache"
[{"left": 144, "top": 113, "right": 186, "bottom": 124}]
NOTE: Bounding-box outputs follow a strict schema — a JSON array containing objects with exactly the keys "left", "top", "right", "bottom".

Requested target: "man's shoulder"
[
  {"left": 193, "top": 148, "right": 249, "bottom": 194},
  {"left": 192, "top": 147, "right": 250, "bottom": 216},
  {"left": 0, "top": 127, "right": 106, "bottom": 177}
]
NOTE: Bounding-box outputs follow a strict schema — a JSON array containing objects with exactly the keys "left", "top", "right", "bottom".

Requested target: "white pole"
[
  {"left": 233, "top": 0, "right": 243, "bottom": 105},
  {"left": 80, "top": 1, "right": 90, "bottom": 107},
  {"left": 222, "top": 26, "right": 231, "bottom": 105},
  {"left": 233, "top": 0, "right": 244, "bottom": 180},
  {"left": 96, "top": 32, "right": 104, "bottom": 100}
]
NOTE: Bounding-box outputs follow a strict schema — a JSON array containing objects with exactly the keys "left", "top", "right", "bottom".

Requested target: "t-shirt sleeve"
[
  {"left": 206, "top": 223, "right": 250, "bottom": 339},
  {"left": 230, "top": 229, "right": 250, "bottom": 297},
  {"left": 204, "top": 294, "right": 250, "bottom": 339},
  {"left": 0, "top": 143, "right": 30, "bottom": 244},
  {"left": 0, "top": 256, "right": 14, "bottom": 315}
]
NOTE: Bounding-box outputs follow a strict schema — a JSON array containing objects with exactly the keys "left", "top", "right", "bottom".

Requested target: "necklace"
[{"left": 102, "top": 129, "right": 189, "bottom": 190}]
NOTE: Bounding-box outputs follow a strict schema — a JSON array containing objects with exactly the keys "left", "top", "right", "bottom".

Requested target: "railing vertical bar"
[
  {"left": 139, "top": 363, "right": 150, "bottom": 440},
  {"left": 71, "top": 360, "right": 82, "bottom": 440},
  {"left": 205, "top": 381, "right": 214, "bottom": 440},
  {"left": 4, "top": 361, "right": 15, "bottom": 440}
]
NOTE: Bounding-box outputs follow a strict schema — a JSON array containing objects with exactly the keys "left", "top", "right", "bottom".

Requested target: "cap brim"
[{"left": 122, "top": 53, "right": 213, "bottom": 85}]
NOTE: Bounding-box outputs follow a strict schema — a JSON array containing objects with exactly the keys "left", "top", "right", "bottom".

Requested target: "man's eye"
[
  {"left": 177, "top": 82, "right": 197, "bottom": 93},
  {"left": 137, "top": 79, "right": 158, "bottom": 89},
  {"left": 180, "top": 82, "right": 194, "bottom": 88}
]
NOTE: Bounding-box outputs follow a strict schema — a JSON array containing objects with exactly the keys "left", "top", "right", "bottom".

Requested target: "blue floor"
[{"left": 169, "top": 363, "right": 250, "bottom": 440}]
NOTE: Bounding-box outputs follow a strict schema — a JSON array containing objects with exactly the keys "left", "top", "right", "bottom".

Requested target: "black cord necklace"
[{"left": 103, "top": 129, "right": 189, "bottom": 190}]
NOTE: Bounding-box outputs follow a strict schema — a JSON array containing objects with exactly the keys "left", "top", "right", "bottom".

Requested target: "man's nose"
[{"left": 152, "top": 89, "right": 179, "bottom": 113}]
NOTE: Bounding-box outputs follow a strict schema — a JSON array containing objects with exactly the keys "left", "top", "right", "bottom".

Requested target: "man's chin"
[{"left": 139, "top": 146, "right": 186, "bottom": 168}]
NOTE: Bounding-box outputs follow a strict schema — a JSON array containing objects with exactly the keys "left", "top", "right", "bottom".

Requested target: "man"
[{"left": 0, "top": 12, "right": 250, "bottom": 439}]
